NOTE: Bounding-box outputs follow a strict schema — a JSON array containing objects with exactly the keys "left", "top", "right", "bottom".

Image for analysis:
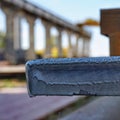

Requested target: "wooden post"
[{"left": 101, "top": 9, "right": 120, "bottom": 56}]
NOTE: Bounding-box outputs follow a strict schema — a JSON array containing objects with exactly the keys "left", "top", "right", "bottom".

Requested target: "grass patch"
[{"left": 0, "top": 78, "right": 26, "bottom": 88}]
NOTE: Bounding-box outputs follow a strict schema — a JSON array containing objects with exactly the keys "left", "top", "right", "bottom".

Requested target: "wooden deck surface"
[
  {"left": 0, "top": 88, "right": 83, "bottom": 120},
  {"left": 0, "top": 65, "right": 25, "bottom": 74},
  {"left": 0, "top": 64, "right": 25, "bottom": 78},
  {"left": 0, "top": 63, "right": 84, "bottom": 120},
  {"left": 60, "top": 96, "right": 120, "bottom": 120}
]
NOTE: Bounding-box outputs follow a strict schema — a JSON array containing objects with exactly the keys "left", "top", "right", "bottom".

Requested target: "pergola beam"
[{"left": 26, "top": 56, "right": 120, "bottom": 97}]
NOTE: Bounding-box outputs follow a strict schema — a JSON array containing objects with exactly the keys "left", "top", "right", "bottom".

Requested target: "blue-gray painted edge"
[{"left": 25, "top": 56, "right": 120, "bottom": 97}]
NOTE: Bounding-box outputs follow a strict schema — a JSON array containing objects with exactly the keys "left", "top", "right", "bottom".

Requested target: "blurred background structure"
[
  {"left": 0, "top": 0, "right": 91, "bottom": 65},
  {"left": 0, "top": 0, "right": 120, "bottom": 120}
]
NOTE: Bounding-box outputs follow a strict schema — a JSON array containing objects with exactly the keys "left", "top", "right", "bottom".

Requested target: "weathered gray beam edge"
[{"left": 26, "top": 56, "right": 120, "bottom": 97}]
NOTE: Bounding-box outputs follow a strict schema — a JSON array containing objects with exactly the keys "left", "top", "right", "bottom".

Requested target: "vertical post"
[
  {"left": 78, "top": 38, "right": 84, "bottom": 57},
  {"left": 84, "top": 39, "right": 90, "bottom": 57},
  {"left": 86, "top": 39, "right": 90, "bottom": 57},
  {"left": 82, "top": 38, "right": 90, "bottom": 57},
  {"left": 82, "top": 38, "right": 86, "bottom": 57},
  {"left": 14, "top": 16, "right": 21, "bottom": 50},
  {"left": 74, "top": 34, "right": 79, "bottom": 57},
  {"left": 101, "top": 9, "right": 120, "bottom": 56},
  {"left": 67, "top": 31, "right": 73, "bottom": 58},
  {"left": 109, "top": 32, "right": 120, "bottom": 56},
  {"left": 42, "top": 21, "right": 51, "bottom": 58},
  {"left": 3, "top": 8, "right": 16, "bottom": 63},
  {"left": 27, "top": 17, "right": 36, "bottom": 60},
  {"left": 57, "top": 27, "right": 63, "bottom": 57}
]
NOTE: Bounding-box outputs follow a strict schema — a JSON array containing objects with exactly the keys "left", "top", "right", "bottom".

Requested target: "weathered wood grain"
[
  {"left": 26, "top": 56, "right": 120, "bottom": 96},
  {"left": 101, "top": 9, "right": 120, "bottom": 35}
]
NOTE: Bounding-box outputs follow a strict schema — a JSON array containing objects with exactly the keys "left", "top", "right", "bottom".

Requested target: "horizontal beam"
[
  {"left": 26, "top": 56, "right": 120, "bottom": 97},
  {"left": 2, "top": 0, "right": 79, "bottom": 33}
]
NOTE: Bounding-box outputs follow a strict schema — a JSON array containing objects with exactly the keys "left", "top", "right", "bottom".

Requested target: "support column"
[
  {"left": 101, "top": 9, "right": 120, "bottom": 56},
  {"left": 74, "top": 34, "right": 79, "bottom": 57},
  {"left": 67, "top": 31, "right": 73, "bottom": 58},
  {"left": 86, "top": 39, "right": 90, "bottom": 57},
  {"left": 82, "top": 38, "right": 86, "bottom": 57},
  {"left": 42, "top": 21, "right": 51, "bottom": 58},
  {"left": 3, "top": 8, "right": 16, "bottom": 63},
  {"left": 13, "top": 16, "right": 21, "bottom": 50},
  {"left": 27, "top": 17, "right": 36, "bottom": 60},
  {"left": 76, "top": 38, "right": 82, "bottom": 57},
  {"left": 57, "top": 27, "right": 63, "bottom": 57},
  {"left": 109, "top": 32, "right": 120, "bottom": 56},
  {"left": 83, "top": 38, "right": 90, "bottom": 57}
]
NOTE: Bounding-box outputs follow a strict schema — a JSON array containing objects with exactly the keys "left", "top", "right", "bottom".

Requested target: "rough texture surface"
[{"left": 26, "top": 56, "right": 120, "bottom": 96}]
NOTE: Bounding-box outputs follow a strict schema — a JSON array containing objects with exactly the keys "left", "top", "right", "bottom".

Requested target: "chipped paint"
[{"left": 26, "top": 56, "right": 120, "bottom": 96}]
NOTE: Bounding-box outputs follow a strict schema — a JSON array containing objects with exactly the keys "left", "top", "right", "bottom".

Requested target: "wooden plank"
[
  {"left": 26, "top": 56, "right": 120, "bottom": 96},
  {"left": 60, "top": 97, "right": 120, "bottom": 120},
  {"left": 0, "top": 91, "right": 84, "bottom": 120},
  {"left": 101, "top": 9, "right": 120, "bottom": 35},
  {"left": 0, "top": 65, "right": 25, "bottom": 74}
]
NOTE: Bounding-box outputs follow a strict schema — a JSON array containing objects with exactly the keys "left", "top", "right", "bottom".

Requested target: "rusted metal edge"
[{"left": 26, "top": 56, "right": 120, "bottom": 97}]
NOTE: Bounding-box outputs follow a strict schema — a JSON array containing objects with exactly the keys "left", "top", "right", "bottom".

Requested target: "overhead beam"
[
  {"left": 2, "top": 0, "right": 80, "bottom": 33},
  {"left": 101, "top": 8, "right": 120, "bottom": 36},
  {"left": 101, "top": 8, "right": 120, "bottom": 56}
]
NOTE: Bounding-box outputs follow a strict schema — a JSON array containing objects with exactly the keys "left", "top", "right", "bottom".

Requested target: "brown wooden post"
[{"left": 101, "top": 9, "right": 120, "bottom": 56}]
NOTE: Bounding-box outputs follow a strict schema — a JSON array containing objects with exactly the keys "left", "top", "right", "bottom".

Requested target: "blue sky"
[
  {"left": 0, "top": 0, "right": 120, "bottom": 56},
  {"left": 27, "top": 0, "right": 118, "bottom": 57},
  {"left": 28, "top": 0, "right": 120, "bottom": 23}
]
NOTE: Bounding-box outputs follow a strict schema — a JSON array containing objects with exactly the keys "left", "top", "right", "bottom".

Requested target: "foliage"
[
  {"left": 77, "top": 18, "right": 99, "bottom": 27},
  {"left": 51, "top": 46, "right": 58, "bottom": 58},
  {"left": 0, "top": 79, "right": 26, "bottom": 88},
  {"left": 0, "top": 32, "right": 5, "bottom": 48},
  {"left": 63, "top": 48, "right": 68, "bottom": 57},
  {"left": 35, "top": 50, "right": 44, "bottom": 55},
  {"left": 83, "top": 18, "right": 99, "bottom": 26}
]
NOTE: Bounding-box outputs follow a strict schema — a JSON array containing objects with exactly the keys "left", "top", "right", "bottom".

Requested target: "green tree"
[{"left": 84, "top": 18, "right": 99, "bottom": 26}]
